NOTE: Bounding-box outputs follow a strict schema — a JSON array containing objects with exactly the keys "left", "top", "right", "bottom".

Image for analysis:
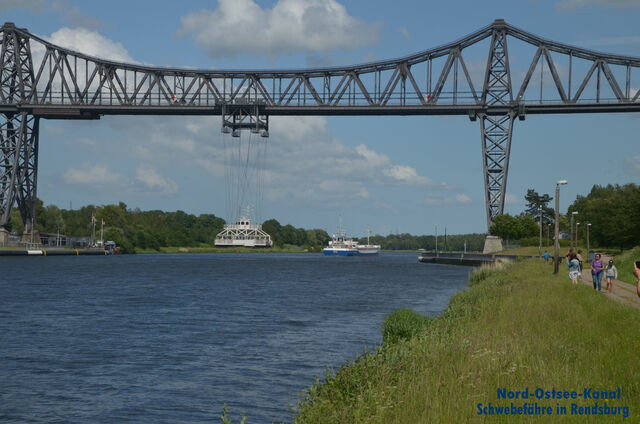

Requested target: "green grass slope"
[{"left": 294, "top": 260, "right": 640, "bottom": 423}]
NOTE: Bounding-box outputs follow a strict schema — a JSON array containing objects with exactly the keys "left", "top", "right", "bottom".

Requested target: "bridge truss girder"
[{"left": 1, "top": 20, "right": 639, "bottom": 116}]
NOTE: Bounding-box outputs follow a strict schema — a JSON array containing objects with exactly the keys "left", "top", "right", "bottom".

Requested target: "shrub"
[
  {"left": 382, "top": 308, "right": 431, "bottom": 345},
  {"left": 468, "top": 267, "right": 496, "bottom": 285}
]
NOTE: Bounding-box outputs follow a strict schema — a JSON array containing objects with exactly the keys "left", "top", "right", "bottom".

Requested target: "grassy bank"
[
  {"left": 500, "top": 245, "right": 619, "bottom": 257},
  {"left": 613, "top": 246, "right": 640, "bottom": 285},
  {"left": 294, "top": 259, "right": 640, "bottom": 422}
]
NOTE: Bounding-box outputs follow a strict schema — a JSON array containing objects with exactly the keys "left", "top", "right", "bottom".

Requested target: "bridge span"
[{"left": 1, "top": 19, "right": 639, "bottom": 236}]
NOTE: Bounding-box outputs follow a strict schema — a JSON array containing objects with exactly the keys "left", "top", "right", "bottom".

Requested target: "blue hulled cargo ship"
[{"left": 323, "top": 226, "right": 380, "bottom": 256}]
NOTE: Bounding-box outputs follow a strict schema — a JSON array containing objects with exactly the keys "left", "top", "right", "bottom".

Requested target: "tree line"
[
  {"left": 489, "top": 183, "right": 640, "bottom": 250},
  {"left": 568, "top": 183, "right": 640, "bottom": 250},
  {"left": 13, "top": 183, "right": 635, "bottom": 253},
  {"left": 7, "top": 199, "right": 486, "bottom": 253}
]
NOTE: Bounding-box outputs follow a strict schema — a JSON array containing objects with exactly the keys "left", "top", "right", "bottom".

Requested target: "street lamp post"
[
  {"left": 547, "top": 223, "right": 551, "bottom": 248},
  {"left": 576, "top": 222, "right": 580, "bottom": 250},
  {"left": 587, "top": 223, "right": 591, "bottom": 258},
  {"left": 570, "top": 211, "right": 578, "bottom": 250},
  {"left": 539, "top": 206, "right": 543, "bottom": 257},
  {"left": 554, "top": 180, "right": 568, "bottom": 274}
]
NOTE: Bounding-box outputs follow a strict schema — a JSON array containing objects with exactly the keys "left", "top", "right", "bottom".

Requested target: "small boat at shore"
[
  {"left": 323, "top": 224, "right": 380, "bottom": 256},
  {"left": 356, "top": 229, "right": 380, "bottom": 256}
]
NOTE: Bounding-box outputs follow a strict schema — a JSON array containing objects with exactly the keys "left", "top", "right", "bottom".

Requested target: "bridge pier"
[
  {"left": 0, "top": 24, "right": 39, "bottom": 232},
  {"left": 0, "top": 113, "right": 39, "bottom": 233},
  {"left": 479, "top": 111, "right": 514, "bottom": 231},
  {"left": 479, "top": 23, "right": 514, "bottom": 233}
]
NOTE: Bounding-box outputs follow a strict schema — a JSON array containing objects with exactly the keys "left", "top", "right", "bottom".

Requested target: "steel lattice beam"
[
  {"left": 0, "top": 20, "right": 638, "bottom": 117},
  {"left": 480, "top": 27, "right": 514, "bottom": 230},
  {"left": 0, "top": 24, "right": 38, "bottom": 232}
]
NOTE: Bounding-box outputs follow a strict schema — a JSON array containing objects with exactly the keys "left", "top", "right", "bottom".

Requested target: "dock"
[
  {"left": 0, "top": 248, "right": 108, "bottom": 256},
  {"left": 418, "top": 252, "right": 519, "bottom": 266}
]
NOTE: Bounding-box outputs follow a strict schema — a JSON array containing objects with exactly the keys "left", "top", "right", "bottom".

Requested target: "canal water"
[{"left": 0, "top": 252, "right": 470, "bottom": 423}]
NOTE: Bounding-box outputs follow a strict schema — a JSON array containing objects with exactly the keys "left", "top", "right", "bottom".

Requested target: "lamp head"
[
  {"left": 557, "top": 180, "right": 568, "bottom": 185},
  {"left": 572, "top": 211, "right": 578, "bottom": 215}
]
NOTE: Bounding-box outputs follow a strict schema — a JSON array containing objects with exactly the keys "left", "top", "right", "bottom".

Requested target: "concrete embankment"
[
  {"left": 418, "top": 252, "right": 518, "bottom": 266},
  {"left": 0, "top": 248, "right": 107, "bottom": 256}
]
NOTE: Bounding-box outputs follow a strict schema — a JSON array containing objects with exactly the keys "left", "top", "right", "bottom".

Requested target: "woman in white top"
[{"left": 604, "top": 259, "right": 617, "bottom": 294}]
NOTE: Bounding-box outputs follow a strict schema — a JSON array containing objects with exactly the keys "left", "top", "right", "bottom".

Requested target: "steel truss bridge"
[{"left": 2, "top": 19, "right": 640, "bottom": 234}]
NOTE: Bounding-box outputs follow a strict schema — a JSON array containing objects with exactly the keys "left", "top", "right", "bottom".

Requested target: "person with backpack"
[
  {"left": 591, "top": 253, "right": 604, "bottom": 292},
  {"left": 567, "top": 252, "right": 580, "bottom": 285},
  {"left": 604, "top": 259, "right": 617, "bottom": 294}
]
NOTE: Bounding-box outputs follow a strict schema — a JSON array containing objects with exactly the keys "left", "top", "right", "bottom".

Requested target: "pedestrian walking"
[
  {"left": 543, "top": 250, "right": 550, "bottom": 262},
  {"left": 576, "top": 250, "right": 584, "bottom": 273},
  {"left": 604, "top": 259, "right": 617, "bottom": 294},
  {"left": 634, "top": 261, "right": 640, "bottom": 298},
  {"left": 591, "top": 253, "right": 604, "bottom": 292},
  {"left": 567, "top": 252, "right": 580, "bottom": 285}
]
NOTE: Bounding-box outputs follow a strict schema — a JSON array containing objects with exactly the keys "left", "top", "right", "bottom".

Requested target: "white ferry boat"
[
  {"left": 323, "top": 225, "right": 380, "bottom": 256},
  {"left": 323, "top": 227, "right": 359, "bottom": 256},
  {"left": 214, "top": 215, "right": 272, "bottom": 248},
  {"left": 356, "top": 229, "right": 381, "bottom": 256}
]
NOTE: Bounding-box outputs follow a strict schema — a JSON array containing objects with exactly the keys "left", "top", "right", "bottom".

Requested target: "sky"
[{"left": 1, "top": 0, "right": 639, "bottom": 237}]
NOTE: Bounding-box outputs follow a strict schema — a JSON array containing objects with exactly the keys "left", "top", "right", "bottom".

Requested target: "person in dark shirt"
[
  {"left": 591, "top": 253, "right": 604, "bottom": 292},
  {"left": 634, "top": 261, "right": 640, "bottom": 298}
]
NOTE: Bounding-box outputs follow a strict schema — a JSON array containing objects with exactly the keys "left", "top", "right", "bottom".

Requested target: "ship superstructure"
[{"left": 214, "top": 214, "right": 272, "bottom": 248}]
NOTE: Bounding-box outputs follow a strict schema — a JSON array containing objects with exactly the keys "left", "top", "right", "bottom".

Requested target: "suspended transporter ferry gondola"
[
  {"left": 214, "top": 214, "right": 272, "bottom": 248},
  {"left": 216, "top": 110, "right": 272, "bottom": 248}
]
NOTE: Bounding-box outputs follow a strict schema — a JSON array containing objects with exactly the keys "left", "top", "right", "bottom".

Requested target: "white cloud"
[
  {"left": 28, "top": 27, "right": 135, "bottom": 96},
  {"left": 355, "top": 144, "right": 391, "bottom": 168},
  {"left": 425, "top": 194, "right": 472, "bottom": 206},
  {"left": 556, "top": 0, "right": 640, "bottom": 10},
  {"left": 455, "top": 193, "right": 472, "bottom": 204},
  {"left": 504, "top": 193, "right": 521, "bottom": 205},
  {"left": 46, "top": 27, "right": 134, "bottom": 62},
  {"left": 63, "top": 164, "right": 120, "bottom": 187},
  {"left": 383, "top": 165, "right": 432, "bottom": 186},
  {"left": 382, "top": 165, "right": 451, "bottom": 188},
  {"left": 399, "top": 27, "right": 411, "bottom": 41},
  {"left": 93, "top": 114, "right": 453, "bottom": 209},
  {"left": 62, "top": 163, "right": 178, "bottom": 196},
  {"left": 63, "top": 6, "right": 101, "bottom": 30},
  {"left": 135, "top": 166, "right": 179, "bottom": 195},
  {"left": 177, "top": 0, "right": 380, "bottom": 59},
  {"left": 624, "top": 155, "right": 640, "bottom": 174}
]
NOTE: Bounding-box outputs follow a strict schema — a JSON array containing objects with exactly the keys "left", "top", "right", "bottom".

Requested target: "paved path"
[{"left": 579, "top": 255, "right": 640, "bottom": 309}]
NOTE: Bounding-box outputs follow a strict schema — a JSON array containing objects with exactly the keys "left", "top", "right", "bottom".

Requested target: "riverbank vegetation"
[
  {"left": 7, "top": 199, "right": 486, "bottom": 253},
  {"left": 294, "top": 259, "right": 640, "bottom": 422},
  {"left": 568, "top": 183, "right": 640, "bottom": 250},
  {"left": 492, "top": 184, "right": 640, "bottom": 251}
]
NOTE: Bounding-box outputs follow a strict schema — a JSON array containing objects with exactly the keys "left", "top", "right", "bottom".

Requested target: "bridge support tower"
[
  {"left": 478, "top": 23, "right": 515, "bottom": 241},
  {"left": 0, "top": 24, "right": 39, "bottom": 236}
]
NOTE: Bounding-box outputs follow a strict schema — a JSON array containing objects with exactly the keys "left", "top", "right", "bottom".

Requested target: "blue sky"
[{"left": 2, "top": 0, "right": 640, "bottom": 237}]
